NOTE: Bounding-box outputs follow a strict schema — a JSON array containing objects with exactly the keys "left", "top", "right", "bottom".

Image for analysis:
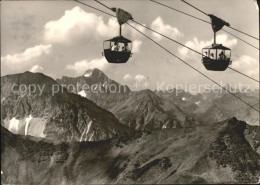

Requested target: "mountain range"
[
  {"left": 156, "top": 88, "right": 259, "bottom": 126},
  {"left": 57, "top": 68, "right": 259, "bottom": 127},
  {"left": 1, "top": 69, "right": 259, "bottom": 184},
  {"left": 57, "top": 69, "right": 199, "bottom": 130},
  {"left": 1, "top": 71, "right": 133, "bottom": 142}
]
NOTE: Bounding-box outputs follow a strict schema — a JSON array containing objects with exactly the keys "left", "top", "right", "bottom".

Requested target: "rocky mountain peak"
[
  {"left": 58, "top": 68, "right": 131, "bottom": 94},
  {"left": 2, "top": 71, "right": 56, "bottom": 85},
  {"left": 83, "top": 68, "right": 107, "bottom": 80},
  {"left": 1, "top": 71, "right": 59, "bottom": 97},
  {"left": 135, "top": 89, "right": 160, "bottom": 101}
]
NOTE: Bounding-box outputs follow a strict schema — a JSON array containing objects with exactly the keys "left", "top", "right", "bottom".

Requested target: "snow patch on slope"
[
  {"left": 9, "top": 117, "right": 20, "bottom": 133},
  {"left": 78, "top": 90, "right": 87, "bottom": 97},
  {"left": 80, "top": 120, "right": 93, "bottom": 142},
  {"left": 84, "top": 70, "right": 93, "bottom": 77},
  {"left": 162, "top": 124, "right": 167, "bottom": 129},
  {"left": 80, "top": 128, "right": 87, "bottom": 142},
  {"left": 25, "top": 115, "right": 33, "bottom": 136}
]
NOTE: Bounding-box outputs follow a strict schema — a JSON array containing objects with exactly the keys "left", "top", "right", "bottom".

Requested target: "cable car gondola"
[
  {"left": 202, "top": 44, "right": 231, "bottom": 71},
  {"left": 102, "top": 8, "right": 133, "bottom": 63},
  {"left": 202, "top": 14, "right": 231, "bottom": 71}
]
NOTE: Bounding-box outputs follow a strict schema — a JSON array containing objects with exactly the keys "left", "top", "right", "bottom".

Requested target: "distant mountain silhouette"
[{"left": 156, "top": 88, "right": 259, "bottom": 126}]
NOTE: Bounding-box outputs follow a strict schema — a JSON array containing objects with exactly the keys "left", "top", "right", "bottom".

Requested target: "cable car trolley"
[
  {"left": 102, "top": 8, "right": 133, "bottom": 63},
  {"left": 202, "top": 14, "right": 232, "bottom": 71}
]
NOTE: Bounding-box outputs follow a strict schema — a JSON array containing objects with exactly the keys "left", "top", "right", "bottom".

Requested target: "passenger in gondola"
[
  {"left": 218, "top": 51, "right": 226, "bottom": 60},
  {"left": 210, "top": 53, "right": 215, "bottom": 59},
  {"left": 204, "top": 51, "right": 208, "bottom": 58},
  {"left": 123, "top": 43, "right": 130, "bottom": 52},
  {"left": 111, "top": 42, "right": 119, "bottom": 51}
]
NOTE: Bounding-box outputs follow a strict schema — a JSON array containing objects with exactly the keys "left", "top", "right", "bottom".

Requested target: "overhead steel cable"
[
  {"left": 181, "top": 0, "right": 259, "bottom": 41},
  {"left": 73, "top": 0, "right": 260, "bottom": 113},
  {"left": 131, "top": 19, "right": 203, "bottom": 55},
  {"left": 74, "top": 0, "right": 115, "bottom": 17},
  {"left": 150, "top": 0, "right": 209, "bottom": 24},
  {"left": 150, "top": 0, "right": 259, "bottom": 50},
  {"left": 227, "top": 67, "right": 259, "bottom": 83},
  {"left": 222, "top": 30, "right": 259, "bottom": 50},
  {"left": 228, "top": 26, "right": 260, "bottom": 41},
  {"left": 180, "top": 0, "right": 208, "bottom": 16},
  {"left": 93, "top": 0, "right": 113, "bottom": 11}
]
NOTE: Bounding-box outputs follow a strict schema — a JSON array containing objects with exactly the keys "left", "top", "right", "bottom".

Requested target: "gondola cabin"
[
  {"left": 202, "top": 44, "right": 231, "bottom": 71},
  {"left": 103, "top": 36, "right": 132, "bottom": 63},
  {"left": 102, "top": 8, "right": 133, "bottom": 63}
]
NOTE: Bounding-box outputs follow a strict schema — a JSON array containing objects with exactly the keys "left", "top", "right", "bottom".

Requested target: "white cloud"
[
  {"left": 231, "top": 55, "right": 259, "bottom": 79},
  {"left": 1, "top": 44, "right": 52, "bottom": 64},
  {"left": 44, "top": 6, "right": 141, "bottom": 45},
  {"left": 44, "top": 6, "right": 146, "bottom": 44},
  {"left": 151, "top": 17, "right": 183, "bottom": 41},
  {"left": 124, "top": 74, "right": 148, "bottom": 81},
  {"left": 44, "top": 6, "right": 118, "bottom": 44},
  {"left": 30, "top": 65, "right": 44, "bottom": 73},
  {"left": 123, "top": 74, "right": 132, "bottom": 80},
  {"left": 135, "top": 74, "right": 147, "bottom": 81},
  {"left": 216, "top": 34, "right": 238, "bottom": 48},
  {"left": 132, "top": 40, "right": 142, "bottom": 53},
  {"left": 66, "top": 58, "right": 108, "bottom": 74},
  {"left": 178, "top": 34, "right": 237, "bottom": 58}
]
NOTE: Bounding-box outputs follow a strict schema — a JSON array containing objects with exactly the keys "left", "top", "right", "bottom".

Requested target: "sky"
[{"left": 1, "top": 0, "right": 259, "bottom": 91}]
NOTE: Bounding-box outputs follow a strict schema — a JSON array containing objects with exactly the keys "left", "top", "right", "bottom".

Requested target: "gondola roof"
[
  {"left": 105, "top": 36, "right": 132, "bottom": 43},
  {"left": 203, "top": 44, "right": 231, "bottom": 50}
]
